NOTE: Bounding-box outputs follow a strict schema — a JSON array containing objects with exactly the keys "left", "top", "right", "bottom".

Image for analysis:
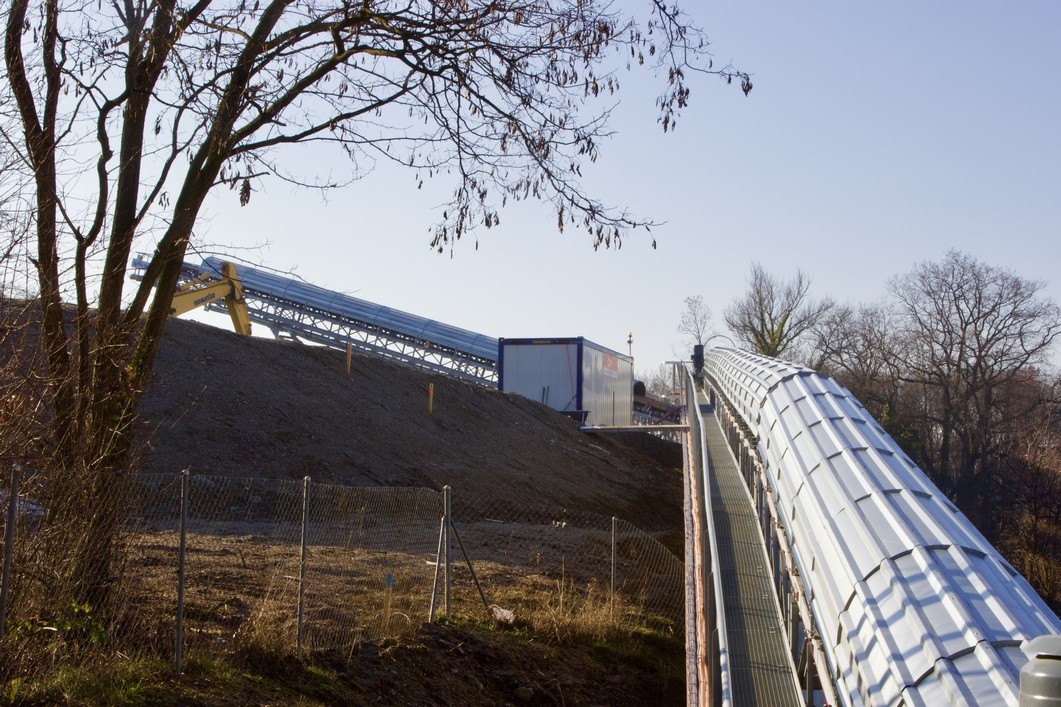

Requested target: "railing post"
[
  {"left": 297, "top": 476, "right": 311, "bottom": 653},
  {"left": 175, "top": 469, "right": 190, "bottom": 674}
]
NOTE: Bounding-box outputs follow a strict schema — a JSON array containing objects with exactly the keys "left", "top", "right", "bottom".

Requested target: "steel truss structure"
[{"left": 132, "top": 256, "right": 499, "bottom": 386}]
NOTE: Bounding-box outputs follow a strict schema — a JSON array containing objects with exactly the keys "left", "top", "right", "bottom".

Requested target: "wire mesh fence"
[
  {"left": 0, "top": 468, "right": 682, "bottom": 673},
  {"left": 448, "top": 497, "right": 683, "bottom": 623}
]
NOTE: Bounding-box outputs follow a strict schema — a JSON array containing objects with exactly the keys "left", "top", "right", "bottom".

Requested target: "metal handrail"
[{"left": 684, "top": 367, "right": 732, "bottom": 706}]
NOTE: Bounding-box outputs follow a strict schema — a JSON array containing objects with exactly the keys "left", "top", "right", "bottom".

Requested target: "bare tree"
[
  {"left": 638, "top": 362, "right": 680, "bottom": 401},
  {"left": 723, "top": 263, "right": 833, "bottom": 359},
  {"left": 677, "top": 295, "right": 716, "bottom": 351},
  {"left": 807, "top": 302, "right": 905, "bottom": 421},
  {"left": 1, "top": 0, "right": 749, "bottom": 608},
  {"left": 887, "top": 250, "right": 1061, "bottom": 528}
]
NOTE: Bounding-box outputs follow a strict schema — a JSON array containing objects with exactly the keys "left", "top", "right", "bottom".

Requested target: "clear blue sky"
[{"left": 188, "top": 1, "right": 1061, "bottom": 376}]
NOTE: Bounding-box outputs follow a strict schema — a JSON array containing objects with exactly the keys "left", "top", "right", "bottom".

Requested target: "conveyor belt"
[
  {"left": 700, "top": 402, "right": 801, "bottom": 706},
  {"left": 131, "top": 255, "right": 498, "bottom": 386}
]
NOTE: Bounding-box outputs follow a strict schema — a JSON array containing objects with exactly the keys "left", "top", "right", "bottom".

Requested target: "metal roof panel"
[{"left": 702, "top": 348, "right": 1061, "bottom": 706}]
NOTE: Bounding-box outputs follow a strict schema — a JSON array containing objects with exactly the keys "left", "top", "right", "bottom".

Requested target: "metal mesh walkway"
[{"left": 701, "top": 403, "right": 801, "bottom": 706}]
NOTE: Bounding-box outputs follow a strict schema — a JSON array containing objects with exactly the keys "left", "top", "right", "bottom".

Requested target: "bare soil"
[
  {"left": 128, "top": 317, "right": 686, "bottom": 704},
  {"left": 136, "top": 318, "right": 683, "bottom": 537}
]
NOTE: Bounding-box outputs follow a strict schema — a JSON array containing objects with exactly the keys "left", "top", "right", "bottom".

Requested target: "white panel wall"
[
  {"left": 499, "top": 341, "right": 580, "bottom": 410},
  {"left": 581, "top": 342, "right": 633, "bottom": 426}
]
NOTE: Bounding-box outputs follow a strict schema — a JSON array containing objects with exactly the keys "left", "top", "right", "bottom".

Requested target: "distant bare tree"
[
  {"left": 677, "top": 295, "right": 716, "bottom": 352},
  {"left": 888, "top": 250, "right": 1061, "bottom": 528},
  {"left": 723, "top": 263, "right": 833, "bottom": 359},
  {"left": 639, "top": 362, "right": 680, "bottom": 401},
  {"left": 808, "top": 303, "right": 903, "bottom": 418}
]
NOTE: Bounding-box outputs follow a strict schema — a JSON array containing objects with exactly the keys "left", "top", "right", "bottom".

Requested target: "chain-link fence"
[
  {"left": 0, "top": 468, "right": 682, "bottom": 673},
  {"left": 448, "top": 496, "right": 683, "bottom": 623}
]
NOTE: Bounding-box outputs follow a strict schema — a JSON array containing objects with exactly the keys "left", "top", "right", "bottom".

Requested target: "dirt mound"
[{"left": 136, "top": 317, "right": 683, "bottom": 534}]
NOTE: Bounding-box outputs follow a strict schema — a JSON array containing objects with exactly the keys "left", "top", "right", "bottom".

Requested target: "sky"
[{"left": 185, "top": 1, "right": 1061, "bottom": 376}]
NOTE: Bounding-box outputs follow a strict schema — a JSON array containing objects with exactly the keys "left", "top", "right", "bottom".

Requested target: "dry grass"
[
  {"left": 5, "top": 517, "right": 679, "bottom": 660},
  {"left": 2, "top": 530, "right": 683, "bottom": 705},
  {"left": 2, "top": 482, "right": 684, "bottom": 705}
]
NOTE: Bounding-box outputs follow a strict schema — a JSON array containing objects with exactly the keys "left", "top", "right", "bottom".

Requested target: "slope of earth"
[
  {"left": 135, "top": 317, "right": 684, "bottom": 536},
  {"left": 3, "top": 308, "right": 688, "bottom": 704},
  {"left": 129, "top": 318, "right": 687, "bottom": 705}
]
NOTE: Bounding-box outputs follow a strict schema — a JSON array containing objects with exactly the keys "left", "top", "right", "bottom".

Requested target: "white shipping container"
[{"left": 498, "top": 337, "right": 634, "bottom": 426}]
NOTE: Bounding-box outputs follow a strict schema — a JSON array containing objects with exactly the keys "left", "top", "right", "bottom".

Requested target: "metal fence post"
[
  {"left": 175, "top": 469, "right": 190, "bottom": 674},
  {"left": 429, "top": 510, "right": 446, "bottom": 622},
  {"left": 610, "top": 516, "right": 617, "bottom": 602},
  {"left": 443, "top": 485, "right": 451, "bottom": 615},
  {"left": 0, "top": 466, "right": 19, "bottom": 652},
  {"left": 297, "top": 476, "right": 311, "bottom": 653}
]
